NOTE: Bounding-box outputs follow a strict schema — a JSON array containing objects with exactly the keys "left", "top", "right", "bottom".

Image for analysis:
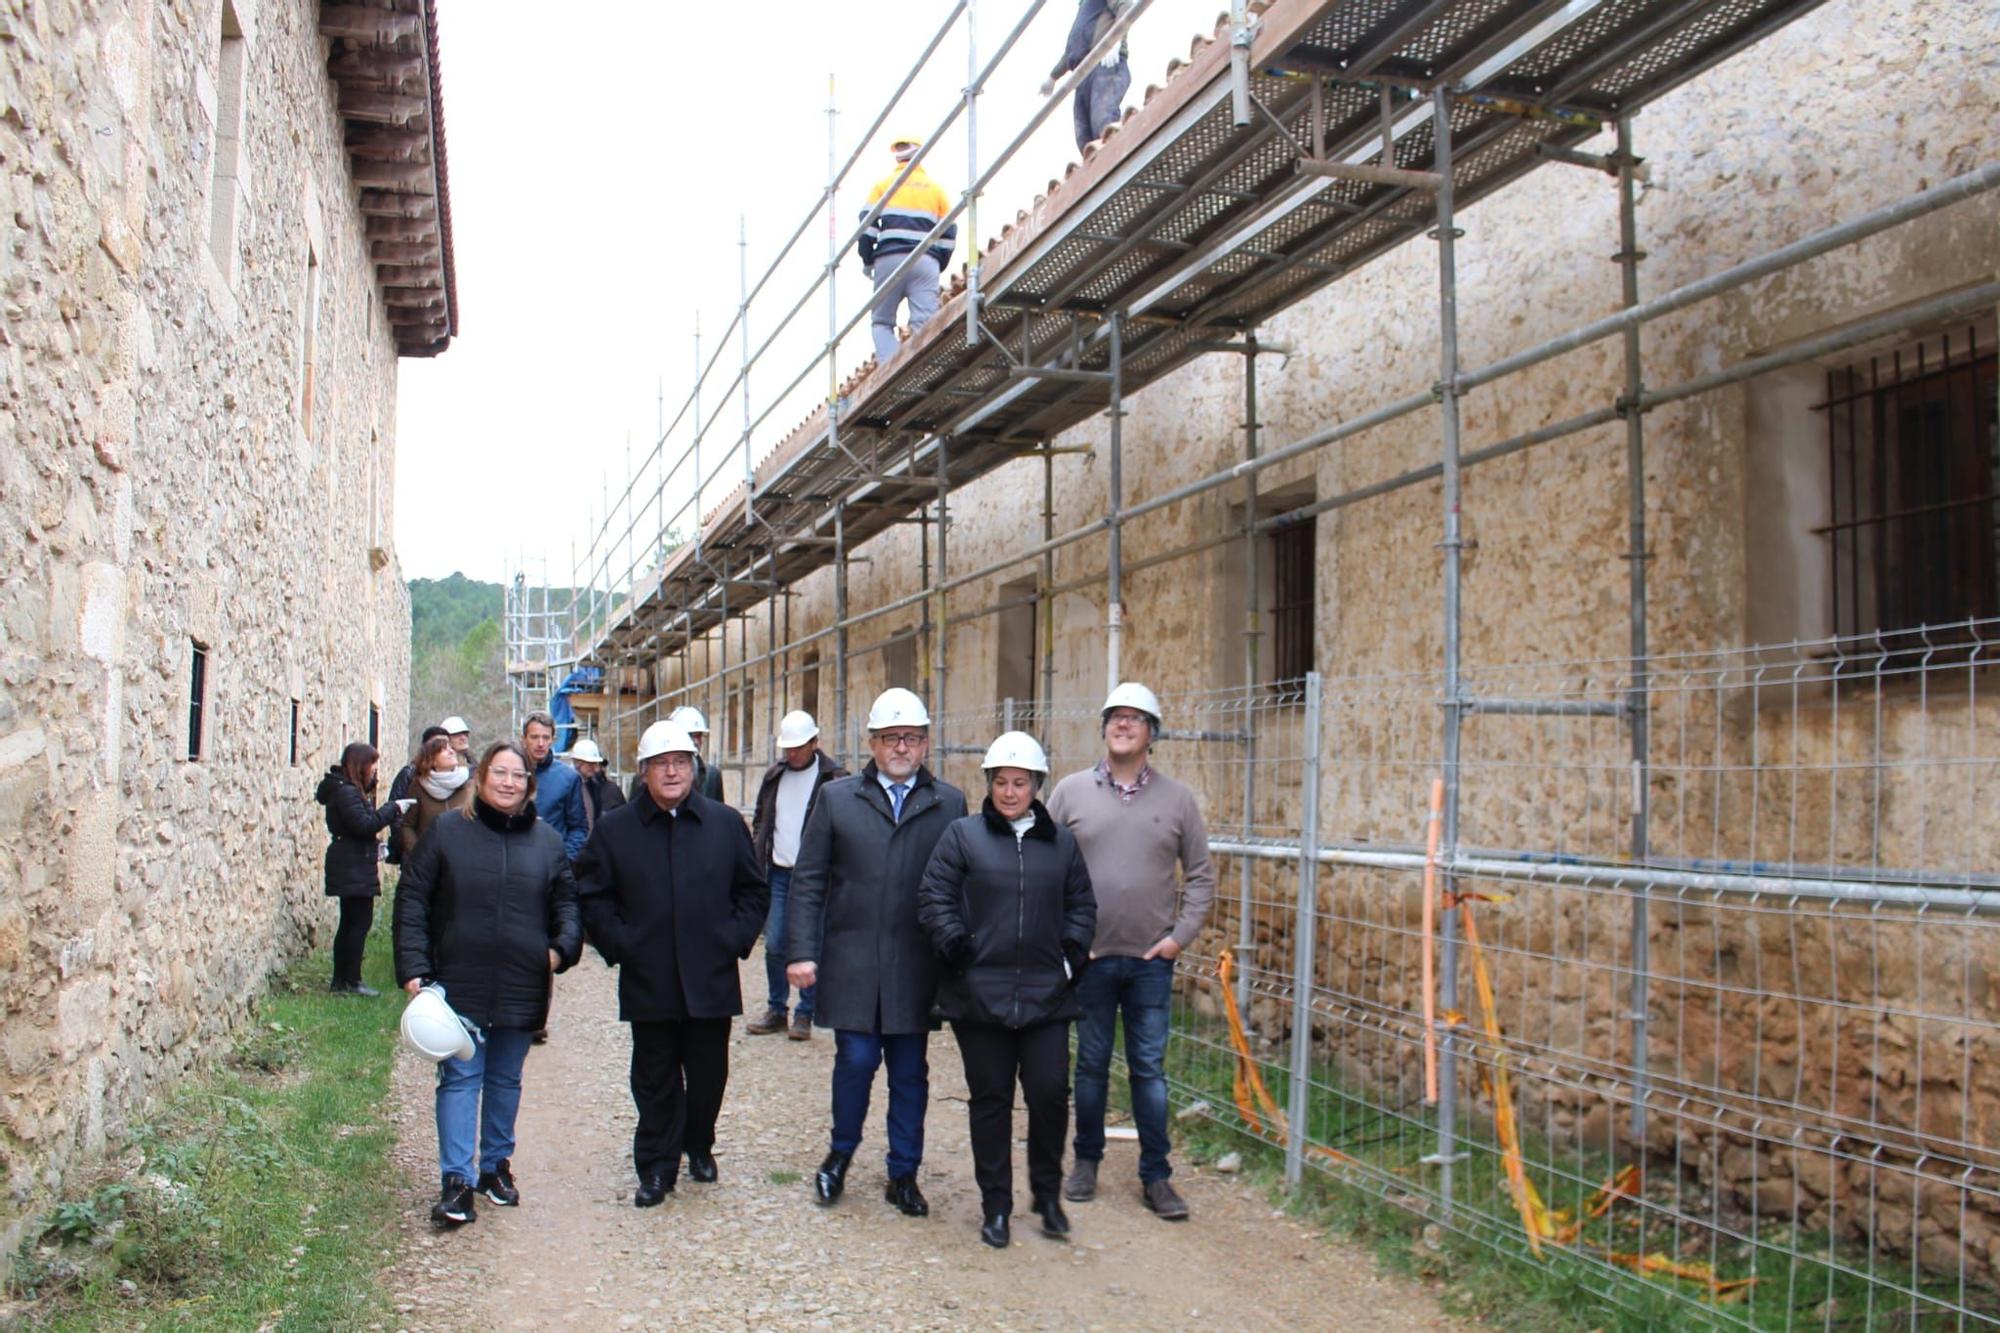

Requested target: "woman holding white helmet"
[
  {"left": 918, "top": 731, "right": 1096, "bottom": 1249},
  {"left": 395, "top": 740, "right": 583, "bottom": 1228}
]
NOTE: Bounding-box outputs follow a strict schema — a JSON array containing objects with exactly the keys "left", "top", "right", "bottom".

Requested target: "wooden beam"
[
  {"left": 328, "top": 50, "right": 426, "bottom": 85},
  {"left": 338, "top": 89, "right": 427, "bottom": 125},
  {"left": 369, "top": 239, "right": 438, "bottom": 264},
  {"left": 351, "top": 159, "right": 432, "bottom": 190},
  {"left": 319, "top": 4, "right": 422, "bottom": 42},
  {"left": 358, "top": 190, "right": 435, "bottom": 218},
  {"left": 346, "top": 127, "right": 430, "bottom": 159},
  {"left": 365, "top": 214, "right": 438, "bottom": 241}
]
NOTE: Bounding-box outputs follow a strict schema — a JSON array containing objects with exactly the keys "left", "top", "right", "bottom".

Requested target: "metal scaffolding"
[{"left": 503, "top": 1, "right": 2000, "bottom": 1323}]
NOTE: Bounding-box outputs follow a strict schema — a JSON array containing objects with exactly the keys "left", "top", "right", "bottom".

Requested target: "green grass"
[
  {"left": 1112, "top": 1009, "right": 1993, "bottom": 1330},
  {"left": 767, "top": 1169, "right": 803, "bottom": 1187},
  {"left": 11, "top": 905, "right": 406, "bottom": 1330}
]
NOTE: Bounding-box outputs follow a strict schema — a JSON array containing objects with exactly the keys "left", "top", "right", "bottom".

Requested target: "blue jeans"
[
  {"left": 1072, "top": 955, "right": 1175, "bottom": 1183},
  {"left": 830, "top": 1027, "right": 928, "bottom": 1178},
  {"left": 435, "top": 1025, "right": 535, "bottom": 1185},
  {"left": 762, "top": 867, "right": 814, "bottom": 1018}
]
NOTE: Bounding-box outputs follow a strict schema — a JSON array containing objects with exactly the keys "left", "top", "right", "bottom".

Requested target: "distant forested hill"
[{"left": 406, "top": 573, "right": 508, "bottom": 759}]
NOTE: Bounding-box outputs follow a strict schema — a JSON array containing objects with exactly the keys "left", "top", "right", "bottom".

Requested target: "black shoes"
[
  {"left": 1142, "top": 1177, "right": 1191, "bottom": 1220},
  {"left": 885, "top": 1174, "right": 929, "bottom": 1217},
  {"left": 686, "top": 1150, "right": 719, "bottom": 1184},
  {"left": 477, "top": 1160, "right": 519, "bottom": 1207},
  {"left": 1062, "top": 1158, "right": 1097, "bottom": 1201},
  {"left": 980, "top": 1212, "right": 1010, "bottom": 1248},
  {"left": 634, "top": 1172, "right": 674, "bottom": 1208},
  {"left": 431, "top": 1177, "right": 476, "bottom": 1227},
  {"left": 1033, "top": 1196, "right": 1071, "bottom": 1239},
  {"left": 814, "top": 1150, "right": 851, "bottom": 1205},
  {"left": 329, "top": 981, "right": 380, "bottom": 997}
]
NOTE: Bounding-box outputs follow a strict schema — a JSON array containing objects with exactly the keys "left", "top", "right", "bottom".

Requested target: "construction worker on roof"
[
  {"left": 1042, "top": 0, "right": 1133, "bottom": 153},
  {"left": 859, "top": 134, "right": 956, "bottom": 368}
]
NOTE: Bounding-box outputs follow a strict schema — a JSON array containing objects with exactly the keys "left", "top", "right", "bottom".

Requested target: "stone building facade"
[
  {"left": 0, "top": 0, "right": 453, "bottom": 1247},
  {"left": 605, "top": 0, "right": 1998, "bottom": 1288}
]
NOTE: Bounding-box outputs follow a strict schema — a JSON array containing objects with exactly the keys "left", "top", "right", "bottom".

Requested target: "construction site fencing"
[{"left": 880, "top": 624, "right": 2000, "bottom": 1329}]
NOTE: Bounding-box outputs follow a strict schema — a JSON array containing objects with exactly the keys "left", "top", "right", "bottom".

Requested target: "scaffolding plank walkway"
[{"left": 581, "top": 0, "right": 1828, "bottom": 671}]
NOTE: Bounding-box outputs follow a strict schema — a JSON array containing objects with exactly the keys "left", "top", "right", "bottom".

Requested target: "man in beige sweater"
[{"left": 1046, "top": 681, "right": 1214, "bottom": 1220}]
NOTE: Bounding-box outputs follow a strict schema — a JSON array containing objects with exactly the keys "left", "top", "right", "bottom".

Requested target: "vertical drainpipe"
[
  {"left": 936, "top": 437, "right": 951, "bottom": 758},
  {"left": 1106, "top": 311, "right": 1125, "bottom": 693},
  {"left": 835, "top": 500, "right": 850, "bottom": 766},
  {"left": 1040, "top": 443, "right": 1056, "bottom": 736},
  {"left": 1617, "top": 115, "right": 1652, "bottom": 1147},
  {"left": 1238, "top": 331, "right": 1261, "bottom": 1023},
  {"left": 1229, "top": 0, "right": 1252, "bottom": 129},
  {"left": 1428, "top": 83, "right": 1467, "bottom": 1217}
]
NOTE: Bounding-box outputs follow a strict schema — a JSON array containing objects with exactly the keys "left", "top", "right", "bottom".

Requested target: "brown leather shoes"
[
  {"left": 788, "top": 1012, "right": 813, "bottom": 1041},
  {"left": 746, "top": 1006, "right": 787, "bottom": 1035}
]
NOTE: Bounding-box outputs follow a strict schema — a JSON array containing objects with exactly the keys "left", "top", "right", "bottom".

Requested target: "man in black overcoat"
[{"left": 578, "top": 719, "right": 768, "bottom": 1206}]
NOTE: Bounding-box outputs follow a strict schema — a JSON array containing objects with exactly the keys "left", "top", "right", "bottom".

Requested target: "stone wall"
[
  {"left": 604, "top": 0, "right": 2000, "bottom": 1287},
  {"left": 0, "top": 0, "right": 410, "bottom": 1248}
]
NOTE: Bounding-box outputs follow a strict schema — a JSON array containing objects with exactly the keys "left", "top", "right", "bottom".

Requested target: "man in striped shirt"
[{"left": 859, "top": 135, "right": 957, "bottom": 367}]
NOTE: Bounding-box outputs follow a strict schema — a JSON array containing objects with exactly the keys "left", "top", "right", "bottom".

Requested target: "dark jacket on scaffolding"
[{"left": 918, "top": 799, "right": 1096, "bottom": 1028}]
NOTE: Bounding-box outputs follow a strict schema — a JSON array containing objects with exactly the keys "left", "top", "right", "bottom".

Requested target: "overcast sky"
[{"left": 393, "top": 0, "right": 1232, "bottom": 587}]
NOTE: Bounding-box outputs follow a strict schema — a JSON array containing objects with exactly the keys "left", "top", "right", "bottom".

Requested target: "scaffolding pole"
[
  {"left": 1237, "top": 331, "right": 1261, "bottom": 1025},
  {"left": 1106, "top": 311, "right": 1125, "bottom": 692}
]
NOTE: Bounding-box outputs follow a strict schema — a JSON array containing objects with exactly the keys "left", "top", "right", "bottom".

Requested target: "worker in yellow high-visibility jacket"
[{"left": 859, "top": 135, "right": 956, "bottom": 367}]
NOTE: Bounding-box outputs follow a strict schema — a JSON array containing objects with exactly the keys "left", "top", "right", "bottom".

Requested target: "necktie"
[{"left": 890, "top": 782, "right": 908, "bottom": 822}]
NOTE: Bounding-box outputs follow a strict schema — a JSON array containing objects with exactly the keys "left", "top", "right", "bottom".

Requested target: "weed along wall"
[
  {"left": 602, "top": 0, "right": 2000, "bottom": 1302},
  {"left": 0, "top": 0, "right": 453, "bottom": 1250}
]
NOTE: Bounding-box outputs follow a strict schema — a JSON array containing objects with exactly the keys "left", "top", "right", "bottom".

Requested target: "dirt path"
[{"left": 381, "top": 951, "right": 1461, "bottom": 1330}]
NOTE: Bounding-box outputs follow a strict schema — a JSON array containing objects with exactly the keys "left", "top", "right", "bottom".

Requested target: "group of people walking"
[{"left": 323, "top": 674, "right": 1211, "bottom": 1250}]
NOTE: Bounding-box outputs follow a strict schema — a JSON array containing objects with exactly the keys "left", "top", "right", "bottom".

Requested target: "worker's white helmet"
[
  {"left": 866, "top": 687, "right": 931, "bottom": 731},
  {"left": 636, "top": 720, "right": 698, "bottom": 763},
  {"left": 889, "top": 131, "right": 923, "bottom": 159},
  {"left": 668, "top": 705, "right": 709, "bottom": 734},
  {"left": 1101, "top": 681, "right": 1163, "bottom": 730},
  {"left": 400, "top": 984, "right": 476, "bottom": 1063},
  {"left": 566, "top": 738, "right": 605, "bottom": 765},
  {"left": 777, "top": 710, "right": 820, "bottom": 748},
  {"left": 980, "top": 730, "right": 1049, "bottom": 776},
  {"left": 440, "top": 716, "right": 470, "bottom": 735}
]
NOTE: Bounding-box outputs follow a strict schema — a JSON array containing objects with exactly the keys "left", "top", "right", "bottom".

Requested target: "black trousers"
[
  {"left": 331, "top": 897, "right": 373, "bottom": 986},
  {"left": 629, "top": 1017, "right": 731, "bottom": 1181},
  {"left": 951, "top": 1018, "right": 1071, "bottom": 1214}
]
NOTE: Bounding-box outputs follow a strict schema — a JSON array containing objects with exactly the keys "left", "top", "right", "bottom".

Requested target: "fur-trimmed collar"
[
  {"left": 980, "top": 796, "right": 1056, "bottom": 840},
  {"left": 472, "top": 796, "right": 536, "bottom": 833}
]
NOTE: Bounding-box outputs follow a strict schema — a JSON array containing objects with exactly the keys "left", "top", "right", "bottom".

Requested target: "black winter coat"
[
  {"left": 918, "top": 800, "right": 1096, "bottom": 1028},
  {"left": 579, "top": 772, "right": 626, "bottom": 834},
  {"left": 385, "top": 763, "right": 417, "bottom": 865},
  {"left": 393, "top": 798, "right": 584, "bottom": 1031},
  {"left": 578, "top": 791, "right": 769, "bottom": 1022},
  {"left": 316, "top": 768, "right": 397, "bottom": 898},
  {"left": 787, "top": 764, "right": 967, "bottom": 1035}
]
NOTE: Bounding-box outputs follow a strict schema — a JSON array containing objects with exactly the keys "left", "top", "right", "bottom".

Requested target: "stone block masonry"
[{"left": 0, "top": 0, "right": 425, "bottom": 1250}]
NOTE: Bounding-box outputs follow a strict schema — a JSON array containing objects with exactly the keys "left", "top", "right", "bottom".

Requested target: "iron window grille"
[{"left": 1270, "top": 518, "right": 1316, "bottom": 684}]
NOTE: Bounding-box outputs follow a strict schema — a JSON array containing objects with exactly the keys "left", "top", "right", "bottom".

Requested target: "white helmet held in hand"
[
  {"left": 980, "top": 730, "right": 1049, "bottom": 776},
  {"left": 566, "top": 737, "right": 605, "bottom": 764},
  {"left": 777, "top": 710, "right": 820, "bottom": 748},
  {"left": 401, "top": 984, "right": 476, "bottom": 1062},
  {"left": 866, "top": 687, "right": 930, "bottom": 731},
  {"left": 668, "top": 705, "right": 709, "bottom": 735},
  {"left": 1101, "top": 681, "right": 1163, "bottom": 731},
  {"left": 636, "top": 720, "right": 697, "bottom": 762}
]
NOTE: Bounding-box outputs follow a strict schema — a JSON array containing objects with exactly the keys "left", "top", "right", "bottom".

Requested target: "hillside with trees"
[{"left": 406, "top": 573, "right": 509, "bottom": 759}]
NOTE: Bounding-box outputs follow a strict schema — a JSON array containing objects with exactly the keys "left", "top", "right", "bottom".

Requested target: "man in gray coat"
[{"left": 786, "top": 687, "right": 966, "bottom": 1218}]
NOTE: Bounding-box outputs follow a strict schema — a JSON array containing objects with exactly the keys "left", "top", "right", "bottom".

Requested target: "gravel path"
[{"left": 381, "top": 950, "right": 1461, "bottom": 1330}]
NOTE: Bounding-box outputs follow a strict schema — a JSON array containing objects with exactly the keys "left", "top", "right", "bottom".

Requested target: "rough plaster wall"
[
  {"left": 622, "top": 0, "right": 1997, "bottom": 1279},
  {"left": 0, "top": 0, "right": 409, "bottom": 1245}
]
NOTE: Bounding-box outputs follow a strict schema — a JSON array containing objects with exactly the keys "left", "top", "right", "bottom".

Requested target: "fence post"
[
  {"left": 1002, "top": 695, "right": 1015, "bottom": 732},
  {"left": 1284, "top": 670, "right": 1324, "bottom": 1190}
]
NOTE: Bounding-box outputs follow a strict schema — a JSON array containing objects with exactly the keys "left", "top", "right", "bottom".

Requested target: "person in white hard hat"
[
  {"left": 746, "top": 711, "right": 848, "bottom": 1040},
  {"left": 669, "top": 705, "right": 727, "bottom": 802},
  {"left": 786, "top": 686, "right": 966, "bottom": 1218},
  {"left": 1047, "top": 681, "right": 1214, "bottom": 1222},
  {"left": 565, "top": 736, "right": 625, "bottom": 836},
  {"left": 577, "top": 718, "right": 769, "bottom": 1208},
  {"left": 395, "top": 739, "right": 583, "bottom": 1227},
  {"left": 441, "top": 716, "right": 472, "bottom": 763},
  {"left": 918, "top": 731, "right": 1096, "bottom": 1249}
]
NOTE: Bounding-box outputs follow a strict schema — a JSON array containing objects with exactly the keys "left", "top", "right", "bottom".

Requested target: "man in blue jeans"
[
  {"left": 747, "top": 711, "right": 847, "bottom": 1040},
  {"left": 1046, "top": 681, "right": 1214, "bottom": 1220}
]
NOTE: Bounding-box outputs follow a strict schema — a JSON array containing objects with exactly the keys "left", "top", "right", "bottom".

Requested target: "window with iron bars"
[
  {"left": 1819, "top": 325, "right": 1998, "bottom": 639},
  {"left": 1269, "top": 517, "right": 1316, "bottom": 683}
]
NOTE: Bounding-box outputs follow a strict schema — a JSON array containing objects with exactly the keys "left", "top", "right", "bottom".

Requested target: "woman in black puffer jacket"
[
  {"left": 918, "top": 731, "right": 1095, "bottom": 1250},
  {"left": 394, "top": 740, "right": 583, "bottom": 1227},
  {"left": 316, "top": 742, "right": 408, "bottom": 996}
]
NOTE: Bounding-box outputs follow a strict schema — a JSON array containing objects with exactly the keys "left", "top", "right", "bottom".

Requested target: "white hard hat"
[
  {"left": 668, "top": 705, "right": 709, "bottom": 734},
  {"left": 440, "top": 716, "right": 470, "bottom": 735},
  {"left": 400, "top": 984, "right": 476, "bottom": 1062},
  {"left": 777, "top": 710, "right": 820, "bottom": 748},
  {"left": 636, "top": 720, "right": 698, "bottom": 762},
  {"left": 866, "top": 687, "right": 931, "bottom": 731},
  {"left": 567, "top": 738, "right": 605, "bottom": 765},
  {"left": 1101, "top": 681, "right": 1163, "bottom": 727},
  {"left": 980, "top": 730, "right": 1049, "bottom": 775}
]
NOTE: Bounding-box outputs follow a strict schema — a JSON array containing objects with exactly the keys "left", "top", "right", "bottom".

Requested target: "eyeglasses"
[
  {"left": 873, "top": 732, "right": 927, "bottom": 750},
  {"left": 487, "top": 768, "right": 529, "bottom": 784},
  {"left": 650, "top": 754, "right": 696, "bottom": 774}
]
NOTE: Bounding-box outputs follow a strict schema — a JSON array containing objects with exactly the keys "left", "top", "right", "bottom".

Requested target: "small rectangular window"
[
  {"left": 739, "top": 681, "right": 756, "bottom": 757},
  {"left": 289, "top": 698, "right": 301, "bottom": 766},
  {"left": 995, "top": 577, "right": 1038, "bottom": 714},
  {"left": 799, "top": 649, "right": 821, "bottom": 722},
  {"left": 1270, "top": 519, "right": 1316, "bottom": 682},
  {"left": 299, "top": 243, "right": 321, "bottom": 434},
  {"left": 187, "top": 642, "right": 208, "bottom": 761},
  {"left": 368, "top": 703, "right": 380, "bottom": 749},
  {"left": 884, "top": 634, "right": 917, "bottom": 698}
]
